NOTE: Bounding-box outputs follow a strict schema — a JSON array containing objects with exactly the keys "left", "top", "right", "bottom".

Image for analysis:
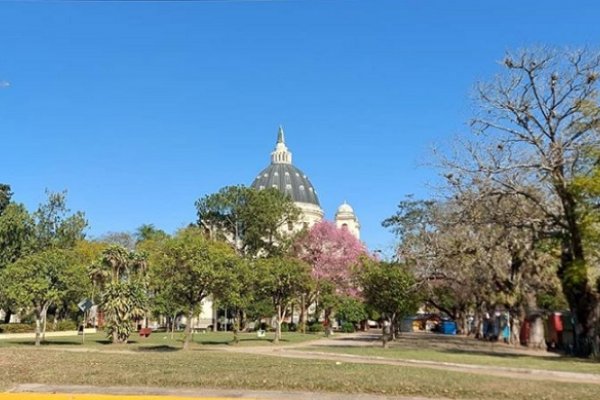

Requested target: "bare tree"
[{"left": 440, "top": 48, "right": 600, "bottom": 355}]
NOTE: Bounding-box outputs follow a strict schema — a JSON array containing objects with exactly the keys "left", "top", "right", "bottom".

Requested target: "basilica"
[{"left": 250, "top": 126, "right": 360, "bottom": 239}]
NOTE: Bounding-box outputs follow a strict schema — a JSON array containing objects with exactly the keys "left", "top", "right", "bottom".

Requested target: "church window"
[
  {"left": 259, "top": 185, "right": 265, "bottom": 190},
  {"left": 303, "top": 222, "right": 309, "bottom": 230},
  {"left": 342, "top": 223, "right": 348, "bottom": 230},
  {"left": 288, "top": 221, "right": 294, "bottom": 231},
  {"left": 285, "top": 184, "right": 292, "bottom": 190},
  {"left": 285, "top": 172, "right": 290, "bottom": 176},
  {"left": 274, "top": 172, "right": 279, "bottom": 177},
  {"left": 272, "top": 184, "right": 278, "bottom": 189},
  {"left": 263, "top": 173, "right": 268, "bottom": 178},
  {"left": 299, "top": 185, "right": 305, "bottom": 190}
]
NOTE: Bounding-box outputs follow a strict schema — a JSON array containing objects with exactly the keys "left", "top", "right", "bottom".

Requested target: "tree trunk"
[
  {"left": 554, "top": 174, "right": 600, "bottom": 356},
  {"left": 300, "top": 295, "right": 307, "bottom": 334},
  {"left": 273, "top": 304, "right": 283, "bottom": 344},
  {"left": 241, "top": 310, "right": 247, "bottom": 332},
  {"left": 510, "top": 312, "right": 522, "bottom": 346},
  {"left": 34, "top": 312, "right": 42, "bottom": 347},
  {"left": 528, "top": 315, "right": 547, "bottom": 350},
  {"left": 170, "top": 314, "right": 176, "bottom": 340},
  {"left": 381, "top": 318, "right": 391, "bottom": 348},
  {"left": 458, "top": 313, "right": 468, "bottom": 335},
  {"left": 182, "top": 310, "right": 194, "bottom": 350},
  {"left": 472, "top": 313, "right": 481, "bottom": 338},
  {"left": 324, "top": 307, "right": 333, "bottom": 337},
  {"left": 42, "top": 310, "right": 48, "bottom": 342},
  {"left": 233, "top": 309, "right": 241, "bottom": 344}
]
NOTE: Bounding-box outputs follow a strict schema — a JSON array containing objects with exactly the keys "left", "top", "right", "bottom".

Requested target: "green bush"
[
  {"left": 340, "top": 321, "right": 355, "bottom": 333},
  {"left": 48, "top": 320, "right": 78, "bottom": 332},
  {"left": 308, "top": 321, "right": 324, "bottom": 333},
  {"left": 0, "top": 323, "right": 35, "bottom": 334},
  {"left": 280, "top": 322, "right": 289, "bottom": 332}
]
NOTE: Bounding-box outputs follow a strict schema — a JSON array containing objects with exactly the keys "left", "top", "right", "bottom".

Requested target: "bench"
[{"left": 139, "top": 327, "right": 152, "bottom": 337}]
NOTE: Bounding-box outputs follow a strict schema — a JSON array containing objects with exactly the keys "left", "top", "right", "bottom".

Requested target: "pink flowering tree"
[{"left": 292, "top": 221, "right": 367, "bottom": 331}]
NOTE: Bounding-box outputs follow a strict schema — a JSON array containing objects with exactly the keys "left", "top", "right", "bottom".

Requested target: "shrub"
[
  {"left": 308, "top": 321, "right": 324, "bottom": 333},
  {"left": 280, "top": 322, "right": 289, "bottom": 332},
  {"left": 53, "top": 320, "right": 78, "bottom": 331},
  {"left": 0, "top": 323, "right": 35, "bottom": 334},
  {"left": 288, "top": 322, "right": 297, "bottom": 332},
  {"left": 340, "top": 321, "right": 355, "bottom": 333}
]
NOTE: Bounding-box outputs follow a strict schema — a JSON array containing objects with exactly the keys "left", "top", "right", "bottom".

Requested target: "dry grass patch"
[
  {"left": 306, "top": 332, "right": 600, "bottom": 375},
  {"left": 1, "top": 347, "right": 599, "bottom": 400}
]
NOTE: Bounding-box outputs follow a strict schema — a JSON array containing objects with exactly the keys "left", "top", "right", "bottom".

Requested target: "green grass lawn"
[
  {"left": 0, "top": 330, "right": 321, "bottom": 350},
  {"left": 1, "top": 347, "right": 599, "bottom": 400},
  {"left": 305, "top": 336, "right": 600, "bottom": 374}
]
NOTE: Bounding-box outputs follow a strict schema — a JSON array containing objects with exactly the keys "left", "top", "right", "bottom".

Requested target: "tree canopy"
[{"left": 196, "top": 185, "right": 300, "bottom": 257}]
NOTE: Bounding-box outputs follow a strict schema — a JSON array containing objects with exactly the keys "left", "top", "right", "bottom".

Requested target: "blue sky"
[{"left": 1, "top": 0, "right": 599, "bottom": 254}]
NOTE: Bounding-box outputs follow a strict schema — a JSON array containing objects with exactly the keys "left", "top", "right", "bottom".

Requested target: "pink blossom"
[{"left": 293, "top": 221, "right": 366, "bottom": 296}]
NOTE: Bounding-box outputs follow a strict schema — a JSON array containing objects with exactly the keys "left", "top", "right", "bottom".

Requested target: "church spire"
[{"left": 271, "top": 125, "right": 292, "bottom": 164}]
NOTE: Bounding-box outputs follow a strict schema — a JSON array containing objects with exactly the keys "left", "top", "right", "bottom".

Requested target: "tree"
[
  {"left": 90, "top": 246, "right": 148, "bottom": 344},
  {"left": 152, "top": 227, "right": 237, "bottom": 350},
  {"left": 384, "top": 195, "right": 564, "bottom": 345},
  {"left": 96, "top": 231, "right": 136, "bottom": 250},
  {"left": 294, "top": 221, "right": 365, "bottom": 293},
  {"left": 137, "top": 227, "right": 178, "bottom": 336},
  {"left": 196, "top": 185, "right": 300, "bottom": 257},
  {"left": 0, "top": 195, "right": 35, "bottom": 323},
  {"left": 0, "top": 203, "right": 34, "bottom": 270},
  {"left": 292, "top": 221, "right": 366, "bottom": 330},
  {"left": 0, "top": 249, "right": 87, "bottom": 346},
  {"left": 0, "top": 183, "right": 12, "bottom": 215},
  {"left": 336, "top": 296, "right": 368, "bottom": 330},
  {"left": 214, "top": 258, "right": 257, "bottom": 344},
  {"left": 440, "top": 48, "right": 600, "bottom": 354},
  {"left": 33, "top": 190, "right": 87, "bottom": 251},
  {"left": 360, "top": 259, "right": 421, "bottom": 345},
  {"left": 255, "top": 256, "right": 312, "bottom": 343},
  {"left": 135, "top": 224, "right": 168, "bottom": 244}
]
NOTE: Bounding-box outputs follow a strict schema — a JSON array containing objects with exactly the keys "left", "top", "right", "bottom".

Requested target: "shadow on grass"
[
  {"left": 6, "top": 339, "right": 87, "bottom": 346},
  {"left": 441, "top": 348, "right": 596, "bottom": 364},
  {"left": 137, "top": 344, "right": 181, "bottom": 352}
]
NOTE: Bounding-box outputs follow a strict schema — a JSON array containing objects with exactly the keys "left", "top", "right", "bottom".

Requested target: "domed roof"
[
  {"left": 337, "top": 202, "right": 354, "bottom": 214},
  {"left": 251, "top": 126, "right": 321, "bottom": 206},
  {"left": 251, "top": 163, "right": 320, "bottom": 206}
]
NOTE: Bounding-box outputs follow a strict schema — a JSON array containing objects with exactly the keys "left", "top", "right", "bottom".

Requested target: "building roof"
[{"left": 251, "top": 127, "right": 321, "bottom": 206}]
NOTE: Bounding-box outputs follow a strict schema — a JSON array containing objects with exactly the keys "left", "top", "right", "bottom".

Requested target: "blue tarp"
[{"left": 441, "top": 320, "right": 457, "bottom": 335}]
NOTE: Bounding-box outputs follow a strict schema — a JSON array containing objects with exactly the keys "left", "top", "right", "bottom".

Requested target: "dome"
[
  {"left": 337, "top": 202, "right": 354, "bottom": 214},
  {"left": 251, "top": 163, "right": 320, "bottom": 206},
  {"left": 251, "top": 126, "right": 321, "bottom": 206}
]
